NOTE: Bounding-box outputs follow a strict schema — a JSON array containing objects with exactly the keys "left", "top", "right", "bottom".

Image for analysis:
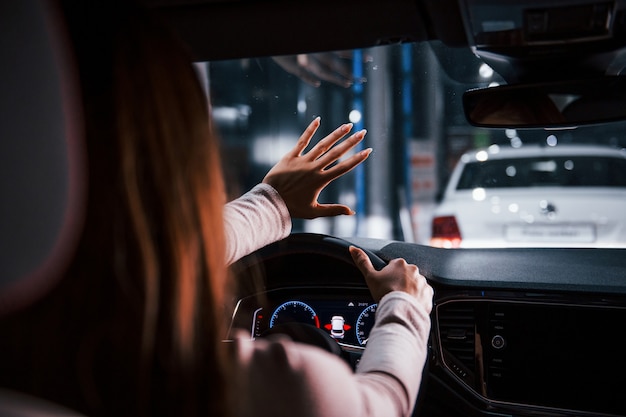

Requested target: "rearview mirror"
[{"left": 463, "top": 76, "right": 626, "bottom": 129}]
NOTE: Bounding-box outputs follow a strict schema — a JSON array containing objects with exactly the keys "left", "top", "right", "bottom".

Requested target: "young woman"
[{"left": 0, "top": 2, "right": 433, "bottom": 416}]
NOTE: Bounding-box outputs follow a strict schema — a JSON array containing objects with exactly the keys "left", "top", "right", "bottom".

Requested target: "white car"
[
  {"left": 431, "top": 144, "right": 626, "bottom": 248},
  {"left": 330, "top": 316, "right": 345, "bottom": 339}
]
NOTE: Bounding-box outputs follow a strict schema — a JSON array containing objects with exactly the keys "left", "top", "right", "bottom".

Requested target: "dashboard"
[{"left": 228, "top": 233, "right": 626, "bottom": 417}]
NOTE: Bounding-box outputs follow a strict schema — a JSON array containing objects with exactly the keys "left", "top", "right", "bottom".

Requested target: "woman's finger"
[
  {"left": 323, "top": 148, "right": 372, "bottom": 178},
  {"left": 317, "top": 129, "right": 367, "bottom": 168},
  {"left": 290, "top": 117, "right": 321, "bottom": 157},
  {"left": 349, "top": 246, "right": 375, "bottom": 276},
  {"left": 306, "top": 123, "right": 352, "bottom": 160}
]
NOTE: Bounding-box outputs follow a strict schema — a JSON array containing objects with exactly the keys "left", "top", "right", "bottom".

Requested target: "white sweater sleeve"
[{"left": 223, "top": 183, "right": 292, "bottom": 265}]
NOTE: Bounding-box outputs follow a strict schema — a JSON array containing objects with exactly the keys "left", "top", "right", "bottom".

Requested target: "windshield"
[{"left": 201, "top": 40, "right": 626, "bottom": 248}]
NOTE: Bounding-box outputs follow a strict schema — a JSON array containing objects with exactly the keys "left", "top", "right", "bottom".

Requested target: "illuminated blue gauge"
[
  {"left": 355, "top": 303, "right": 377, "bottom": 346},
  {"left": 269, "top": 300, "right": 320, "bottom": 329}
]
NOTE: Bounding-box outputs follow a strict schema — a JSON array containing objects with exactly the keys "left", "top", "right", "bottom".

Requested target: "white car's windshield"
[
  {"left": 457, "top": 155, "right": 626, "bottom": 189},
  {"left": 202, "top": 41, "right": 626, "bottom": 248}
]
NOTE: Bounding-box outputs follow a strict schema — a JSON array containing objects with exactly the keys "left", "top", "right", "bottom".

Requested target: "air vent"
[{"left": 437, "top": 302, "right": 476, "bottom": 386}]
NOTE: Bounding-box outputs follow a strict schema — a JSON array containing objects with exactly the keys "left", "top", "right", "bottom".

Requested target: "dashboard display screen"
[
  {"left": 438, "top": 299, "right": 626, "bottom": 415},
  {"left": 232, "top": 288, "right": 376, "bottom": 348},
  {"left": 484, "top": 302, "right": 626, "bottom": 415}
]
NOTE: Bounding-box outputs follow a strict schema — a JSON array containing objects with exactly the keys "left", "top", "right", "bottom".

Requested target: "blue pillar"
[{"left": 352, "top": 49, "right": 365, "bottom": 232}]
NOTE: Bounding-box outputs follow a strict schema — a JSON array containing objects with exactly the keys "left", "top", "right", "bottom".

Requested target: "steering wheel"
[
  {"left": 230, "top": 232, "right": 429, "bottom": 415},
  {"left": 231, "top": 233, "right": 386, "bottom": 354},
  {"left": 233, "top": 232, "right": 387, "bottom": 271}
]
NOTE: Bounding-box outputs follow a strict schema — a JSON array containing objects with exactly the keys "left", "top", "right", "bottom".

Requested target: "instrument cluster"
[{"left": 231, "top": 287, "right": 377, "bottom": 348}]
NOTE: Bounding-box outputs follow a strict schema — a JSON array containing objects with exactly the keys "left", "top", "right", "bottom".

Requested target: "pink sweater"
[
  {"left": 224, "top": 183, "right": 292, "bottom": 265},
  {"left": 224, "top": 183, "right": 431, "bottom": 417}
]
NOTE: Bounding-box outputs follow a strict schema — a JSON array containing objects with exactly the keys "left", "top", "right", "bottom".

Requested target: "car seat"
[{"left": 0, "top": 0, "right": 86, "bottom": 415}]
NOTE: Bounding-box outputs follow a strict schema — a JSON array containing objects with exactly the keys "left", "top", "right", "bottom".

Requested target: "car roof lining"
[
  {"left": 146, "top": 0, "right": 468, "bottom": 61},
  {"left": 144, "top": 0, "right": 626, "bottom": 81}
]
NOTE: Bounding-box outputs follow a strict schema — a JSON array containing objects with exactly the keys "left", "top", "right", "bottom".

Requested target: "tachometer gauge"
[
  {"left": 269, "top": 300, "right": 320, "bottom": 328},
  {"left": 355, "top": 303, "right": 377, "bottom": 346}
]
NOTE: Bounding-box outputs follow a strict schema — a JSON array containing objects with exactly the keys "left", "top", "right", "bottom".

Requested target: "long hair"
[
  {"left": 0, "top": 1, "right": 233, "bottom": 416},
  {"left": 110, "top": 8, "right": 232, "bottom": 416}
]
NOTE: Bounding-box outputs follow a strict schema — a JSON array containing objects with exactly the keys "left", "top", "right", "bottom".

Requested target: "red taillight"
[{"left": 430, "top": 215, "right": 462, "bottom": 248}]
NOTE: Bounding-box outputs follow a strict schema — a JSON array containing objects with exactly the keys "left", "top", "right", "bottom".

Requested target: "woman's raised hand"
[{"left": 263, "top": 117, "right": 371, "bottom": 219}]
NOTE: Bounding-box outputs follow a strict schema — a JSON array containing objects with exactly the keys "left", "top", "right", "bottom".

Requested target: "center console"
[{"left": 436, "top": 296, "right": 626, "bottom": 416}]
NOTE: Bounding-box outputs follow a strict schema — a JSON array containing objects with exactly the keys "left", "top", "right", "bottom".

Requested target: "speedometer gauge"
[
  {"left": 355, "top": 304, "right": 377, "bottom": 346},
  {"left": 269, "top": 301, "right": 320, "bottom": 328}
]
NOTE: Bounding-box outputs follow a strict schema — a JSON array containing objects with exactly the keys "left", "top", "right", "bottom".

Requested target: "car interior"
[{"left": 3, "top": 0, "right": 626, "bottom": 416}]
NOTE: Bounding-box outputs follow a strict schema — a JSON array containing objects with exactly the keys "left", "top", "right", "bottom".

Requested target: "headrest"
[{"left": 0, "top": 0, "right": 85, "bottom": 315}]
